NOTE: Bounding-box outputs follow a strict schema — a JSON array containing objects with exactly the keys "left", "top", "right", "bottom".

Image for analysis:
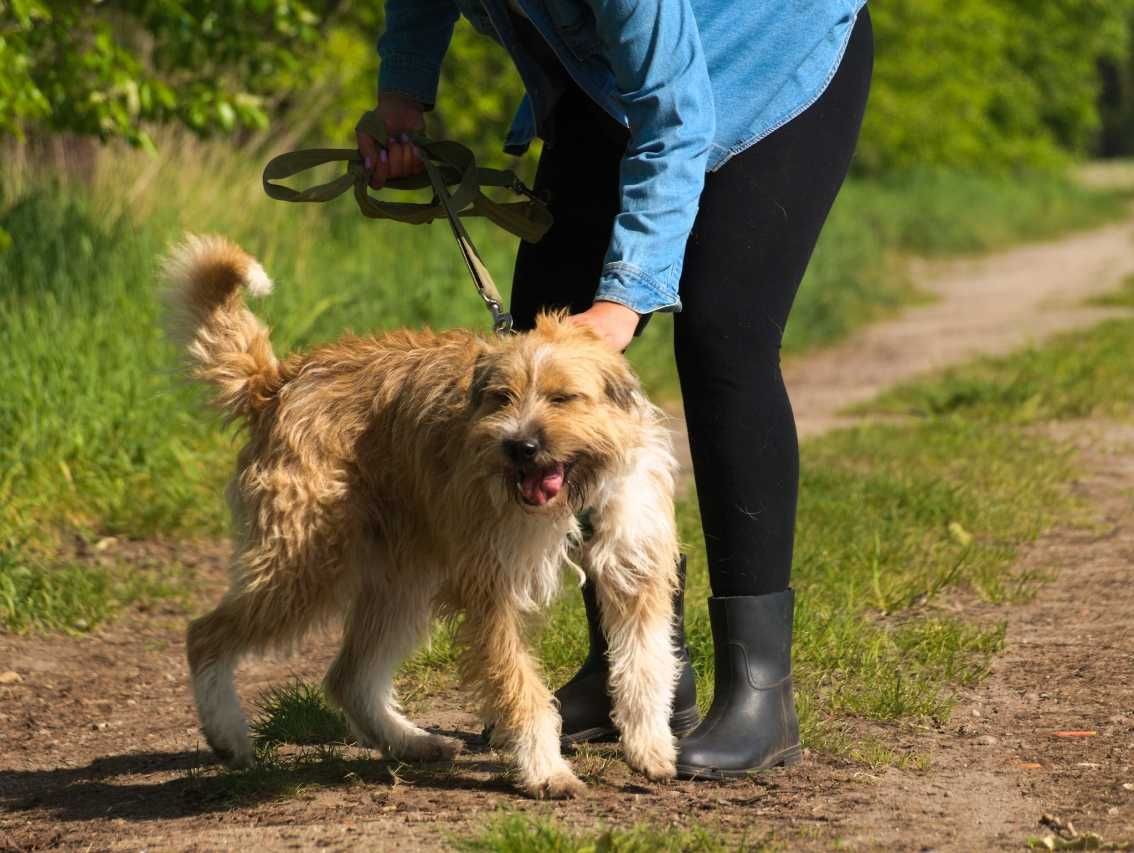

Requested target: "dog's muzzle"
[{"left": 502, "top": 438, "right": 569, "bottom": 507}]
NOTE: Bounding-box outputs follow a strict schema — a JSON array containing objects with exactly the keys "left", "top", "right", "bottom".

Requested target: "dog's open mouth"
[{"left": 515, "top": 461, "right": 569, "bottom": 507}]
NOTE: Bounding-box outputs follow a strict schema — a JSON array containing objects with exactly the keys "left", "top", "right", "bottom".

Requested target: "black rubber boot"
[
  {"left": 675, "top": 590, "right": 802, "bottom": 778},
  {"left": 557, "top": 556, "right": 700, "bottom": 744}
]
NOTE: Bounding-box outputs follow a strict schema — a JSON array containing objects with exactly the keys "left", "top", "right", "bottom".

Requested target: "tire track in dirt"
[{"left": 3, "top": 217, "right": 1134, "bottom": 850}]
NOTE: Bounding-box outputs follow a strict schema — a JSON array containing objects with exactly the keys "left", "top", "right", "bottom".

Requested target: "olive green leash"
[{"left": 262, "top": 109, "right": 552, "bottom": 334}]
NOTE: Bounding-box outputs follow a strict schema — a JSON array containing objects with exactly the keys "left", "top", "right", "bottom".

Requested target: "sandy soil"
[{"left": 3, "top": 221, "right": 1134, "bottom": 851}]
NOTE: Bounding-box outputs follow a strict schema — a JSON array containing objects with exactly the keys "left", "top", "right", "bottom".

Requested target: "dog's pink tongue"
[{"left": 520, "top": 463, "right": 565, "bottom": 506}]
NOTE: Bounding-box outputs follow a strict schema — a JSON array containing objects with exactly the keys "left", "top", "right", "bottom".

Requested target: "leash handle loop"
[{"left": 262, "top": 111, "right": 550, "bottom": 335}]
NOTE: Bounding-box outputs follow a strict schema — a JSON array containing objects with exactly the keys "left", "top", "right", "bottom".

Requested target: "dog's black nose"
[{"left": 504, "top": 438, "right": 540, "bottom": 463}]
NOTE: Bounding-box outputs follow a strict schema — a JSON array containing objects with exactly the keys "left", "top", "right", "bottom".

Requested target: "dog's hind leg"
[
  {"left": 188, "top": 550, "right": 345, "bottom": 769},
  {"left": 187, "top": 595, "right": 258, "bottom": 768},
  {"left": 323, "top": 573, "right": 462, "bottom": 763}
]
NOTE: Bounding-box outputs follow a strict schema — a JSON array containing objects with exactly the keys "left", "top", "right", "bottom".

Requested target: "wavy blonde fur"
[{"left": 163, "top": 236, "right": 681, "bottom": 798}]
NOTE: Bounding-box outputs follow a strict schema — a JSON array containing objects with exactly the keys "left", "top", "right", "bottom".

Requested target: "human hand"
[
  {"left": 357, "top": 92, "right": 426, "bottom": 189},
  {"left": 568, "top": 301, "right": 641, "bottom": 352}
]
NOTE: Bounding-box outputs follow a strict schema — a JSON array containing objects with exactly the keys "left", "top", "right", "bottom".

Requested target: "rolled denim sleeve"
[
  {"left": 587, "top": 0, "right": 715, "bottom": 315},
  {"left": 378, "top": 0, "right": 461, "bottom": 109}
]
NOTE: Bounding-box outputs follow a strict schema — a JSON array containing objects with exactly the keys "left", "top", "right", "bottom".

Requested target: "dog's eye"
[
  {"left": 548, "top": 393, "right": 580, "bottom": 406},
  {"left": 486, "top": 389, "right": 514, "bottom": 409}
]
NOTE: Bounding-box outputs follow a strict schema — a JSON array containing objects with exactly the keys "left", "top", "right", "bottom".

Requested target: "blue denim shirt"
[{"left": 379, "top": 0, "right": 866, "bottom": 315}]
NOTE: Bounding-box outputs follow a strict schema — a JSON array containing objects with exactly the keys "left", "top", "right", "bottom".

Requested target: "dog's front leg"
[
  {"left": 461, "top": 599, "right": 584, "bottom": 799},
  {"left": 587, "top": 434, "right": 681, "bottom": 781},
  {"left": 593, "top": 569, "right": 679, "bottom": 781}
]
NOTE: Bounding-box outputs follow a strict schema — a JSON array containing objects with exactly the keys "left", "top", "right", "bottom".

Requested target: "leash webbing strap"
[
  {"left": 419, "top": 148, "right": 514, "bottom": 334},
  {"left": 262, "top": 110, "right": 553, "bottom": 334}
]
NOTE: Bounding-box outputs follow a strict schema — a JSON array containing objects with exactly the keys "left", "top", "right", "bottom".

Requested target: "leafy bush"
[
  {"left": 5, "top": 1, "right": 1132, "bottom": 173},
  {"left": 0, "top": 0, "right": 326, "bottom": 147},
  {"left": 858, "top": 0, "right": 1134, "bottom": 173}
]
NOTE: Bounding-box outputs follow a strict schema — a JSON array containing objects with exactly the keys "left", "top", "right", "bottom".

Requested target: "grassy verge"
[
  {"left": 452, "top": 815, "right": 770, "bottom": 852},
  {"left": 1, "top": 144, "right": 1124, "bottom": 564},
  {"left": 0, "top": 547, "right": 190, "bottom": 633},
  {"left": 859, "top": 315, "right": 1134, "bottom": 426}
]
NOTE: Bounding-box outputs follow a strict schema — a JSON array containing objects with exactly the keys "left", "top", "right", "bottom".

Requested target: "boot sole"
[
  {"left": 675, "top": 743, "right": 803, "bottom": 780},
  {"left": 561, "top": 704, "right": 703, "bottom": 746}
]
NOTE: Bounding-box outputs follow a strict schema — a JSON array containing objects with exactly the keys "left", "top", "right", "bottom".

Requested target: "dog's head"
[{"left": 466, "top": 313, "right": 645, "bottom": 513}]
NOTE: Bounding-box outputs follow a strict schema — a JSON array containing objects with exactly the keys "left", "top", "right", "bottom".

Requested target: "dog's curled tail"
[{"left": 162, "top": 234, "right": 281, "bottom": 421}]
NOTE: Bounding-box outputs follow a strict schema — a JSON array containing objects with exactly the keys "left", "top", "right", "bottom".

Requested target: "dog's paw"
[
  {"left": 206, "top": 734, "right": 255, "bottom": 771},
  {"left": 522, "top": 769, "right": 587, "bottom": 800},
  {"left": 623, "top": 738, "right": 678, "bottom": 782},
  {"left": 392, "top": 732, "right": 464, "bottom": 763}
]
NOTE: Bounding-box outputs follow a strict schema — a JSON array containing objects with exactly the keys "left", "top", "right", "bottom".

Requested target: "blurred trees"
[
  {"left": 0, "top": 0, "right": 325, "bottom": 150},
  {"left": 2, "top": 0, "right": 1134, "bottom": 172},
  {"left": 857, "top": 0, "right": 1134, "bottom": 173}
]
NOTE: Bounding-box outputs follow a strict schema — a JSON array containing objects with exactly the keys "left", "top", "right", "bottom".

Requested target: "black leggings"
[{"left": 512, "top": 10, "right": 873, "bottom": 597}]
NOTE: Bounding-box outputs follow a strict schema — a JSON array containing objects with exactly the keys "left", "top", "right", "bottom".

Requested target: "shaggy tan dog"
[{"left": 164, "top": 236, "right": 681, "bottom": 798}]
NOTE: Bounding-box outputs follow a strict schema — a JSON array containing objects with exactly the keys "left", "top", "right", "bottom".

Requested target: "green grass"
[
  {"left": 860, "top": 315, "right": 1134, "bottom": 425},
  {"left": 250, "top": 680, "right": 350, "bottom": 747},
  {"left": 536, "top": 417, "right": 1073, "bottom": 756},
  {"left": 2, "top": 142, "right": 1124, "bottom": 635},
  {"left": 1088, "top": 272, "right": 1134, "bottom": 308},
  {"left": 0, "top": 545, "right": 189, "bottom": 633},
  {"left": 452, "top": 815, "right": 772, "bottom": 852},
  {"left": 840, "top": 168, "right": 1129, "bottom": 257}
]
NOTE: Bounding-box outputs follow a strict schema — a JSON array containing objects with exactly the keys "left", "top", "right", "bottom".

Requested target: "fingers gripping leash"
[{"left": 261, "top": 109, "right": 553, "bottom": 336}]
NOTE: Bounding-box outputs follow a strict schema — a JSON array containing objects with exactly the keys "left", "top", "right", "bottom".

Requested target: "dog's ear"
[
  {"left": 600, "top": 357, "right": 640, "bottom": 411},
  {"left": 468, "top": 350, "right": 497, "bottom": 407}
]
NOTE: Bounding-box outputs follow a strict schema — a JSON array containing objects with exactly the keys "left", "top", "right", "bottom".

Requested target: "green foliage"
[
  {"left": 858, "top": 0, "right": 1134, "bottom": 173},
  {"left": 6, "top": 0, "right": 1131, "bottom": 173},
  {"left": 0, "top": 546, "right": 187, "bottom": 633},
  {"left": 0, "top": 0, "right": 321, "bottom": 146},
  {"left": 453, "top": 815, "right": 767, "bottom": 853},
  {"left": 251, "top": 681, "right": 350, "bottom": 747},
  {"left": 864, "top": 314, "right": 1134, "bottom": 424}
]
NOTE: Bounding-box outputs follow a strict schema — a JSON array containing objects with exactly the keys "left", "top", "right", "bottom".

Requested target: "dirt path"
[
  {"left": 3, "top": 219, "right": 1134, "bottom": 851},
  {"left": 831, "top": 421, "right": 1134, "bottom": 850},
  {"left": 668, "top": 213, "right": 1134, "bottom": 470},
  {"left": 785, "top": 216, "right": 1134, "bottom": 437}
]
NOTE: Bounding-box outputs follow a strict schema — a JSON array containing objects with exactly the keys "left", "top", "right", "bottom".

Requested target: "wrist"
[
  {"left": 378, "top": 90, "right": 424, "bottom": 109},
  {"left": 594, "top": 300, "right": 640, "bottom": 328}
]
